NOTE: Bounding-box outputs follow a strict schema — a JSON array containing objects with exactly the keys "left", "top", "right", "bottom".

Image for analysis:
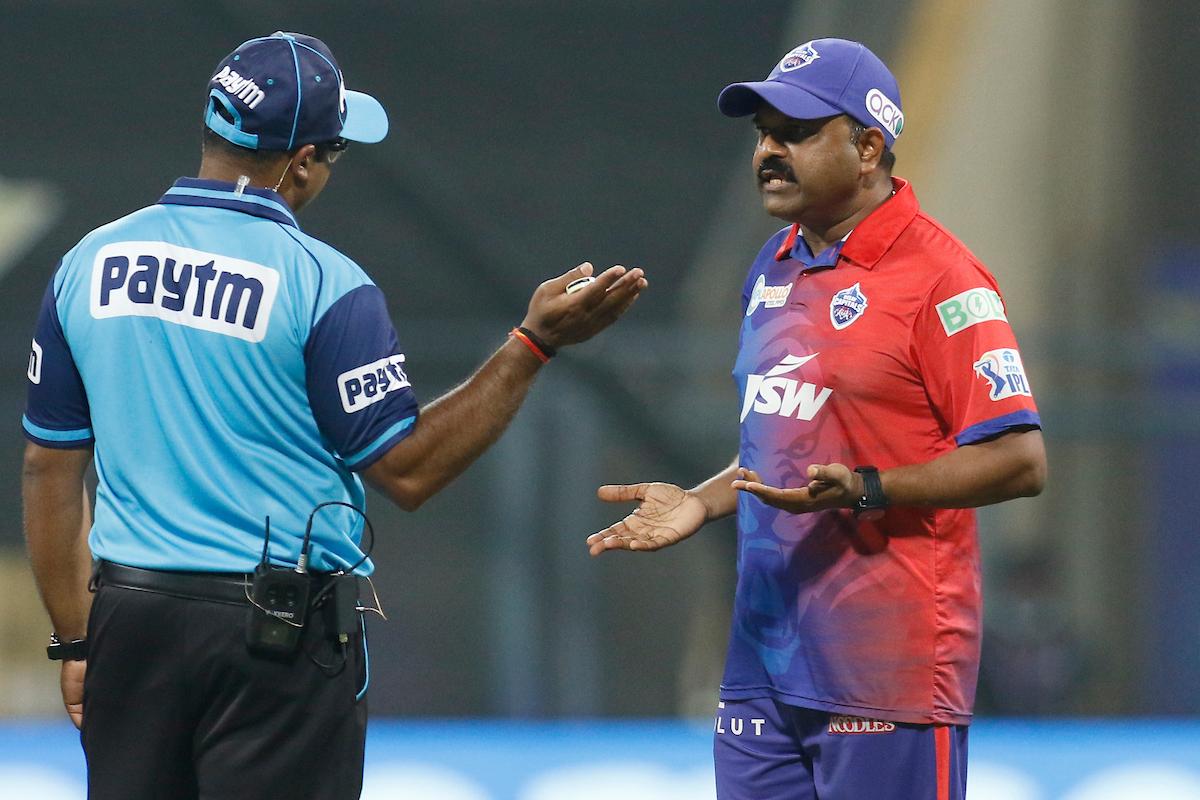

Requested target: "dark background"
[{"left": 2, "top": 0, "right": 1198, "bottom": 719}]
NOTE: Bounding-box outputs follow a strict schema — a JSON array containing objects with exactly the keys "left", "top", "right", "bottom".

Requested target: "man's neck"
[{"left": 799, "top": 179, "right": 894, "bottom": 255}]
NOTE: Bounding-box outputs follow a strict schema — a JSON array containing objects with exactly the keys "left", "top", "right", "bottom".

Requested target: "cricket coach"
[
  {"left": 22, "top": 31, "right": 645, "bottom": 799},
  {"left": 589, "top": 38, "right": 1045, "bottom": 800}
]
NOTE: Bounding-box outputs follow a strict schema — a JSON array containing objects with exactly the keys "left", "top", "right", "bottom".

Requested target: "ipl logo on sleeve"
[
  {"left": 829, "top": 283, "right": 868, "bottom": 330},
  {"left": 973, "top": 348, "right": 1032, "bottom": 401}
]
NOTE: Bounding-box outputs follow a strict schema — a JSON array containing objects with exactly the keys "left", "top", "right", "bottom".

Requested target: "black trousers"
[{"left": 82, "top": 575, "right": 367, "bottom": 800}]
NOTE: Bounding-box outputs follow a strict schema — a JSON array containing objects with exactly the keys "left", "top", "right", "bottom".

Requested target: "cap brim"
[
  {"left": 717, "top": 81, "right": 842, "bottom": 121},
  {"left": 341, "top": 90, "right": 389, "bottom": 143}
]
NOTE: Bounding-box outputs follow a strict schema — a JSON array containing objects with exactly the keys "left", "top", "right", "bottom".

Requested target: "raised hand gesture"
[{"left": 521, "top": 262, "right": 647, "bottom": 350}]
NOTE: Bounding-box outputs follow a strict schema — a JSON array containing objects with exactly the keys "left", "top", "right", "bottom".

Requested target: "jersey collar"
[
  {"left": 774, "top": 178, "right": 919, "bottom": 270},
  {"left": 158, "top": 178, "right": 299, "bottom": 229}
]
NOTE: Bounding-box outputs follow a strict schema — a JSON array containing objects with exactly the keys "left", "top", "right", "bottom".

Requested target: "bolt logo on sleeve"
[
  {"left": 89, "top": 241, "right": 280, "bottom": 342},
  {"left": 338, "top": 354, "right": 410, "bottom": 413},
  {"left": 937, "top": 287, "right": 1007, "bottom": 336},
  {"left": 740, "top": 353, "right": 832, "bottom": 422},
  {"left": 973, "top": 348, "right": 1032, "bottom": 400}
]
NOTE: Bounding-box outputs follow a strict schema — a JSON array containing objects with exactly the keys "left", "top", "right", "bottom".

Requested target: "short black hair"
[
  {"left": 848, "top": 118, "right": 896, "bottom": 173},
  {"left": 201, "top": 125, "right": 341, "bottom": 165},
  {"left": 201, "top": 125, "right": 282, "bottom": 163}
]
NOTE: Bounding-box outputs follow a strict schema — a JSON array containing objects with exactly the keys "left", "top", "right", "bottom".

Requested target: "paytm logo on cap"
[
  {"left": 212, "top": 65, "right": 267, "bottom": 110},
  {"left": 865, "top": 88, "right": 904, "bottom": 138},
  {"left": 90, "top": 242, "right": 279, "bottom": 342}
]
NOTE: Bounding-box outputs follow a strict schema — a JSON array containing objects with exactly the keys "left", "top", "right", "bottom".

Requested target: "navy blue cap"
[
  {"left": 718, "top": 39, "right": 904, "bottom": 148},
  {"left": 204, "top": 31, "right": 388, "bottom": 152}
]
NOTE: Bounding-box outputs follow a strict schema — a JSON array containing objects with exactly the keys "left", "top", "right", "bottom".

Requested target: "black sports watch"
[
  {"left": 852, "top": 466, "right": 888, "bottom": 521},
  {"left": 46, "top": 633, "right": 88, "bottom": 662}
]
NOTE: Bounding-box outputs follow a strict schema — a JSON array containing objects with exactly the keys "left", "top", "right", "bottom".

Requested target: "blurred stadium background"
[{"left": 2, "top": 0, "right": 1199, "bottom": 797}]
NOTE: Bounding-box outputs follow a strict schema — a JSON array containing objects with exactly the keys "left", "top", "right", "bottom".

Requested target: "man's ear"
[
  {"left": 292, "top": 144, "right": 319, "bottom": 184},
  {"left": 856, "top": 127, "right": 887, "bottom": 174}
]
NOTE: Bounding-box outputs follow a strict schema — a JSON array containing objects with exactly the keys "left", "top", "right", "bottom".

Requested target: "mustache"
[{"left": 757, "top": 158, "right": 796, "bottom": 182}]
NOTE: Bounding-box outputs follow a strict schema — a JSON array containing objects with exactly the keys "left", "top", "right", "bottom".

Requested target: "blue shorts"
[{"left": 713, "top": 697, "right": 967, "bottom": 800}]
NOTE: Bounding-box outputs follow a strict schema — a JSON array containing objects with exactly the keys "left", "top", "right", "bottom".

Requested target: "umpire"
[{"left": 22, "top": 31, "right": 645, "bottom": 799}]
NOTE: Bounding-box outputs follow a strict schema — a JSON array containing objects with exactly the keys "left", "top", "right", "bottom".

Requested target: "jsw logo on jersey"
[
  {"left": 90, "top": 241, "right": 280, "bottom": 343},
  {"left": 973, "top": 348, "right": 1031, "bottom": 401},
  {"left": 740, "top": 353, "right": 832, "bottom": 423},
  {"left": 338, "top": 355, "right": 410, "bottom": 413}
]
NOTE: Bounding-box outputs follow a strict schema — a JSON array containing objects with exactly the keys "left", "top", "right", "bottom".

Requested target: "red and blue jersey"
[{"left": 722, "top": 179, "right": 1040, "bottom": 725}]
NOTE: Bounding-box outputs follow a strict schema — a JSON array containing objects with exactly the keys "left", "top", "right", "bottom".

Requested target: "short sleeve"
[
  {"left": 912, "top": 262, "right": 1041, "bottom": 446},
  {"left": 304, "top": 285, "right": 419, "bottom": 470},
  {"left": 23, "top": 273, "right": 94, "bottom": 449}
]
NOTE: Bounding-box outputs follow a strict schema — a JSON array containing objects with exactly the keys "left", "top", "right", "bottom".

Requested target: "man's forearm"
[
  {"left": 365, "top": 337, "right": 543, "bottom": 510},
  {"left": 880, "top": 429, "right": 1046, "bottom": 509},
  {"left": 23, "top": 445, "right": 94, "bottom": 639},
  {"left": 690, "top": 458, "right": 741, "bottom": 522}
]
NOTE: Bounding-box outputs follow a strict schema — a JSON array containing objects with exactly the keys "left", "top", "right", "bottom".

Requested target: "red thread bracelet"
[{"left": 510, "top": 327, "right": 551, "bottom": 363}]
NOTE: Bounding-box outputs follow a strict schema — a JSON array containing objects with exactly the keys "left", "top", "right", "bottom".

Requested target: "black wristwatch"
[
  {"left": 46, "top": 633, "right": 88, "bottom": 662},
  {"left": 853, "top": 466, "right": 888, "bottom": 521}
]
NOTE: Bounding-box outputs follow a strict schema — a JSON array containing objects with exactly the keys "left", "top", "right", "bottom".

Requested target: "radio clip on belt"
[{"left": 246, "top": 502, "right": 375, "bottom": 659}]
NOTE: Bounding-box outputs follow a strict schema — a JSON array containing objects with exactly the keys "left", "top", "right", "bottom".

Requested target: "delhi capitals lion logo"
[
  {"left": 829, "top": 283, "right": 868, "bottom": 330},
  {"left": 779, "top": 43, "right": 820, "bottom": 72}
]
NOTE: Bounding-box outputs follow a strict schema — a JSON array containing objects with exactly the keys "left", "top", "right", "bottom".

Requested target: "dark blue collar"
[
  {"left": 158, "top": 178, "right": 299, "bottom": 229},
  {"left": 775, "top": 223, "right": 845, "bottom": 270},
  {"left": 791, "top": 233, "right": 845, "bottom": 270}
]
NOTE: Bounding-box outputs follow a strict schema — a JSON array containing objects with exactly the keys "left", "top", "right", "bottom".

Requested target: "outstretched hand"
[
  {"left": 521, "top": 262, "right": 648, "bottom": 349},
  {"left": 730, "top": 464, "right": 863, "bottom": 514},
  {"left": 587, "top": 482, "right": 708, "bottom": 556}
]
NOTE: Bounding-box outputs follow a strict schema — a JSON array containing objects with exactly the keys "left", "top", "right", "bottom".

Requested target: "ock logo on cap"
[
  {"left": 779, "top": 42, "right": 820, "bottom": 72},
  {"left": 866, "top": 88, "right": 903, "bottom": 138}
]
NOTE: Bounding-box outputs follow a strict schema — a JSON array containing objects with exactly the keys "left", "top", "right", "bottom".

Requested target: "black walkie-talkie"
[{"left": 246, "top": 517, "right": 310, "bottom": 658}]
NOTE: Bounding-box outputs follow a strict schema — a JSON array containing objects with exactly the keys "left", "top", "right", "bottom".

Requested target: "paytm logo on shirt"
[
  {"left": 27, "top": 339, "right": 42, "bottom": 384},
  {"left": 973, "top": 348, "right": 1032, "bottom": 401},
  {"left": 338, "top": 354, "right": 410, "bottom": 413},
  {"left": 90, "top": 241, "right": 279, "bottom": 343},
  {"left": 740, "top": 353, "right": 832, "bottom": 422}
]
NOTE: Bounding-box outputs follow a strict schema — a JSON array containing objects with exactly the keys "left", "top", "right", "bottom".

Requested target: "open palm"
[{"left": 587, "top": 482, "right": 708, "bottom": 556}]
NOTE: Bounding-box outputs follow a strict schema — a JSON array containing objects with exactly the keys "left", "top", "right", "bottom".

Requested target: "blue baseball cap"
[
  {"left": 718, "top": 38, "right": 904, "bottom": 148},
  {"left": 204, "top": 31, "right": 388, "bottom": 152}
]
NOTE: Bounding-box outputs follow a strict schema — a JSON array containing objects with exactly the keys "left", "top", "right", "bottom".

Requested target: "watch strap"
[
  {"left": 47, "top": 633, "right": 88, "bottom": 662},
  {"left": 853, "top": 466, "right": 888, "bottom": 512}
]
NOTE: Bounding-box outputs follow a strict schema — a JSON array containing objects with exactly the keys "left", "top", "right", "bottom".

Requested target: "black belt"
[{"left": 96, "top": 561, "right": 254, "bottom": 607}]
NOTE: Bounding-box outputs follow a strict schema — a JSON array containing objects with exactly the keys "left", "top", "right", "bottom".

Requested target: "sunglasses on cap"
[{"left": 316, "top": 137, "right": 349, "bottom": 164}]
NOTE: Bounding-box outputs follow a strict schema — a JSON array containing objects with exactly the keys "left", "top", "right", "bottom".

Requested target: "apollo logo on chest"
[
  {"left": 90, "top": 241, "right": 280, "bottom": 343},
  {"left": 740, "top": 353, "right": 832, "bottom": 422}
]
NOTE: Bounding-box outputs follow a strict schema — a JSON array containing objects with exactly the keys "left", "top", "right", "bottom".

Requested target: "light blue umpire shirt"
[{"left": 23, "top": 178, "right": 420, "bottom": 574}]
